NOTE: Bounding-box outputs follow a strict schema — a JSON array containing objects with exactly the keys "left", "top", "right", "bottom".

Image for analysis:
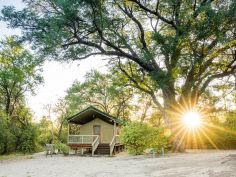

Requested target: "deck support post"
[
  {"left": 67, "top": 123, "right": 69, "bottom": 144},
  {"left": 75, "top": 148, "right": 77, "bottom": 155},
  {"left": 113, "top": 122, "right": 117, "bottom": 136},
  {"left": 81, "top": 148, "right": 84, "bottom": 155}
]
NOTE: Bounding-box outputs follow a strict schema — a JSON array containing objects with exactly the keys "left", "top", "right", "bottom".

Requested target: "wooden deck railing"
[
  {"left": 68, "top": 135, "right": 99, "bottom": 144},
  {"left": 68, "top": 135, "right": 121, "bottom": 156},
  {"left": 109, "top": 135, "right": 120, "bottom": 156},
  {"left": 92, "top": 136, "right": 100, "bottom": 156}
]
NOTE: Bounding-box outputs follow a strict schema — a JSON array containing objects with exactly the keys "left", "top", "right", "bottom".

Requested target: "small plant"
[
  {"left": 120, "top": 122, "right": 152, "bottom": 155},
  {"left": 149, "top": 128, "right": 171, "bottom": 154},
  {"left": 120, "top": 122, "right": 171, "bottom": 155},
  {"left": 56, "top": 143, "right": 69, "bottom": 156}
]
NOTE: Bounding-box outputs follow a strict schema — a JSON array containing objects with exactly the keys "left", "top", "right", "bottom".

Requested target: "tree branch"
[
  {"left": 117, "top": 59, "right": 164, "bottom": 112},
  {"left": 129, "top": 0, "right": 177, "bottom": 29},
  {"left": 117, "top": 4, "right": 148, "bottom": 51},
  {"left": 200, "top": 64, "right": 236, "bottom": 94}
]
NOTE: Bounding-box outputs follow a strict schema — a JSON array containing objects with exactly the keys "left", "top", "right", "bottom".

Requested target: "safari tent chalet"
[{"left": 67, "top": 106, "right": 124, "bottom": 156}]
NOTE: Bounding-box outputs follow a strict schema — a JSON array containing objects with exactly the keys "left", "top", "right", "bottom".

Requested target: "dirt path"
[{"left": 0, "top": 150, "right": 235, "bottom": 177}]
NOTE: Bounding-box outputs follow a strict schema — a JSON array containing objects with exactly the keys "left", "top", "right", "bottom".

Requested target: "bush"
[
  {"left": 149, "top": 128, "right": 171, "bottom": 154},
  {"left": 0, "top": 128, "right": 16, "bottom": 154},
  {"left": 56, "top": 143, "right": 69, "bottom": 155},
  {"left": 216, "top": 113, "right": 236, "bottom": 149},
  {"left": 225, "top": 112, "right": 236, "bottom": 130},
  {"left": 37, "top": 117, "right": 54, "bottom": 146},
  {"left": 120, "top": 122, "right": 151, "bottom": 155},
  {"left": 18, "top": 125, "right": 38, "bottom": 153},
  {"left": 120, "top": 122, "right": 170, "bottom": 155},
  {"left": 184, "top": 112, "right": 236, "bottom": 150},
  {"left": 0, "top": 114, "right": 17, "bottom": 154}
]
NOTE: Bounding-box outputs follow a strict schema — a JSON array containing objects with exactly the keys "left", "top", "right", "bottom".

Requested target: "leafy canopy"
[
  {"left": 0, "top": 36, "right": 43, "bottom": 116},
  {"left": 0, "top": 37, "right": 43, "bottom": 154},
  {"left": 1, "top": 0, "right": 236, "bottom": 124},
  {"left": 65, "top": 69, "right": 134, "bottom": 119}
]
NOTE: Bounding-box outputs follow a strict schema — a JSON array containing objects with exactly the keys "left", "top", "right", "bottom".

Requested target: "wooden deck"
[
  {"left": 67, "top": 135, "right": 124, "bottom": 156},
  {"left": 68, "top": 144, "right": 92, "bottom": 148},
  {"left": 68, "top": 143, "right": 124, "bottom": 155}
]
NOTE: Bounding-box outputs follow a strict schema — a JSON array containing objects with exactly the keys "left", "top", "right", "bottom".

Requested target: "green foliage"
[
  {"left": 65, "top": 69, "right": 134, "bottom": 119},
  {"left": 18, "top": 124, "right": 38, "bottom": 153},
  {"left": 56, "top": 143, "right": 70, "bottom": 156},
  {"left": 148, "top": 111, "right": 163, "bottom": 127},
  {"left": 38, "top": 117, "right": 54, "bottom": 145},
  {"left": 56, "top": 126, "right": 67, "bottom": 144},
  {"left": 199, "top": 126, "right": 236, "bottom": 149},
  {"left": 149, "top": 128, "right": 170, "bottom": 154},
  {"left": 2, "top": 1, "right": 235, "bottom": 104},
  {"left": 0, "top": 37, "right": 43, "bottom": 154},
  {"left": 221, "top": 112, "right": 236, "bottom": 149},
  {"left": 120, "top": 122, "right": 170, "bottom": 155},
  {"left": 225, "top": 112, "right": 236, "bottom": 130},
  {"left": 1, "top": 0, "right": 236, "bottom": 151},
  {"left": 185, "top": 112, "right": 236, "bottom": 149},
  {"left": 53, "top": 99, "right": 69, "bottom": 144},
  {"left": 0, "top": 36, "right": 43, "bottom": 98},
  {"left": 0, "top": 110, "right": 40, "bottom": 154},
  {"left": 0, "top": 112, "right": 16, "bottom": 154},
  {"left": 65, "top": 67, "right": 158, "bottom": 122},
  {"left": 121, "top": 122, "right": 151, "bottom": 155}
]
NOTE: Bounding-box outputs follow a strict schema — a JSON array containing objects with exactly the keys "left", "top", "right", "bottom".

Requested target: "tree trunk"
[
  {"left": 163, "top": 107, "right": 186, "bottom": 152},
  {"left": 140, "top": 99, "right": 151, "bottom": 123},
  {"left": 162, "top": 89, "right": 186, "bottom": 152},
  {"left": 51, "top": 123, "right": 54, "bottom": 144},
  {"left": 5, "top": 96, "right": 11, "bottom": 116},
  {"left": 57, "top": 122, "right": 64, "bottom": 143}
]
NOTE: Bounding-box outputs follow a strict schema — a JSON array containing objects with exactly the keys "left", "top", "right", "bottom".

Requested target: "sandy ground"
[{"left": 0, "top": 150, "right": 236, "bottom": 177}]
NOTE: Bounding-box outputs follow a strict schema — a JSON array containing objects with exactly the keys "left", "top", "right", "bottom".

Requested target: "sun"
[{"left": 182, "top": 111, "right": 202, "bottom": 128}]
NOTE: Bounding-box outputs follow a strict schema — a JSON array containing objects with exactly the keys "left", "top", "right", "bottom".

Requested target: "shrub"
[
  {"left": 37, "top": 117, "right": 55, "bottom": 146},
  {"left": 225, "top": 112, "right": 236, "bottom": 131},
  {"left": 149, "top": 128, "right": 171, "bottom": 154},
  {"left": 0, "top": 128, "right": 16, "bottom": 154},
  {"left": 56, "top": 143, "right": 69, "bottom": 155},
  {"left": 121, "top": 122, "right": 151, "bottom": 155},
  {"left": 120, "top": 122, "right": 170, "bottom": 155},
  {"left": 184, "top": 112, "right": 236, "bottom": 150},
  {"left": 0, "top": 114, "right": 17, "bottom": 154},
  {"left": 18, "top": 125, "right": 38, "bottom": 153}
]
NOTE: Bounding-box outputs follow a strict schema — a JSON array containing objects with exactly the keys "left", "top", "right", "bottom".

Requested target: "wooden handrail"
[
  {"left": 92, "top": 136, "right": 100, "bottom": 156},
  {"left": 68, "top": 135, "right": 99, "bottom": 144},
  {"left": 109, "top": 135, "right": 120, "bottom": 156}
]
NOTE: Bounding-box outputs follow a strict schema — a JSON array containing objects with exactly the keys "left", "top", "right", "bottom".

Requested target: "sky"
[{"left": 0, "top": 0, "right": 108, "bottom": 121}]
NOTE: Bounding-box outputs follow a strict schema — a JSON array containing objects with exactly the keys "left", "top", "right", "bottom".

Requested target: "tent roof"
[{"left": 67, "top": 106, "right": 123, "bottom": 125}]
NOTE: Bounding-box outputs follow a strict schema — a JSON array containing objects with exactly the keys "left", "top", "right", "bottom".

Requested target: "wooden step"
[{"left": 95, "top": 144, "right": 110, "bottom": 154}]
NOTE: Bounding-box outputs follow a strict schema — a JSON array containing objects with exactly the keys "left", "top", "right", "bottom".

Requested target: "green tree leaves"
[
  {"left": 65, "top": 69, "right": 134, "bottom": 119},
  {"left": 0, "top": 36, "right": 43, "bottom": 116},
  {"left": 2, "top": 0, "right": 235, "bottom": 115},
  {"left": 120, "top": 122, "right": 170, "bottom": 155},
  {"left": 0, "top": 37, "right": 43, "bottom": 154},
  {"left": 1, "top": 0, "right": 236, "bottom": 150}
]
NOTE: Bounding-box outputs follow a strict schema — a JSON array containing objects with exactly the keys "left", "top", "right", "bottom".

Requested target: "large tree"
[
  {"left": 0, "top": 37, "right": 43, "bottom": 154},
  {"left": 0, "top": 37, "right": 43, "bottom": 117},
  {"left": 1, "top": 0, "right": 236, "bottom": 136},
  {"left": 66, "top": 69, "right": 134, "bottom": 119}
]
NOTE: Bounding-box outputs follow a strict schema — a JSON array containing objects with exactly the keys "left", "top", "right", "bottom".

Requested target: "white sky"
[{"left": 0, "top": 0, "right": 108, "bottom": 121}]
